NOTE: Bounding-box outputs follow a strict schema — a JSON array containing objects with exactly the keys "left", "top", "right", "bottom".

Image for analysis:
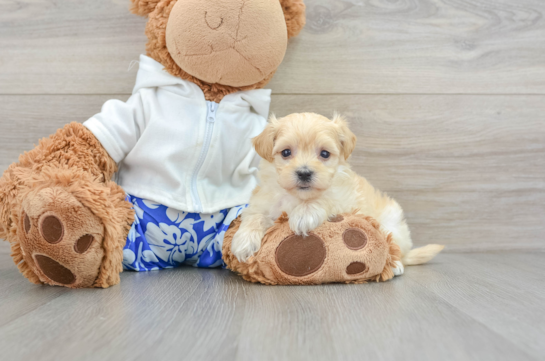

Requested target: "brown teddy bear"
[
  {"left": 0, "top": 0, "right": 416, "bottom": 288},
  {"left": 0, "top": 0, "right": 306, "bottom": 288}
]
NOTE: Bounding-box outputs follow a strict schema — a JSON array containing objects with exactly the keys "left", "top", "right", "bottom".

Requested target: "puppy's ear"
[
  {"left": 333, "top": 113, "right": 357, "bottom": 160},
  {"left": 130, "top": 0, "right": 162, "bottom": 16},
  {"left": 253, "top": 115, "right": 278, "bottom": 163},
  {"left": 279, "top": 0, "right": 306, "bottom": 39}
]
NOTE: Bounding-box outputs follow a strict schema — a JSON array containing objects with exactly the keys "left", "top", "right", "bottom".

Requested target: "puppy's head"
[{"left": 253, "top": 112, "right": 356, "bottom": 200}]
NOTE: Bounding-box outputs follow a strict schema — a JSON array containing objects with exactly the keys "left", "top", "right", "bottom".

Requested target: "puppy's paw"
[
  {"left": 392, "top": 260, "right": 405, "bottom": 276},
  {"left": 289, "top": 207, "right": 327, "bottom": 236},
  {"left": 231, "top": 228, "right": 264, "bottom": 263}
]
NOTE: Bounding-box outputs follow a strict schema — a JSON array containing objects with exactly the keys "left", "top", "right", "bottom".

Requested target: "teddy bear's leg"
[
  {"left": 0, "top": 123, "right": 134, "bottom": 288},
  {"left": 223, "top": 212, "right": 403, "bottom": 285}
]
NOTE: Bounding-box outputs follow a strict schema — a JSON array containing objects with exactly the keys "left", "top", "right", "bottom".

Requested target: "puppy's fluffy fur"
[{"left": 231, "top": 113, "right": 443, "bottom": 270}]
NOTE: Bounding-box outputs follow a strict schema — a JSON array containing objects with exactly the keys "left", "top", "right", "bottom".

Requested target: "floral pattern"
[{"left": 122, "top": 195, "right": 247, "bottom": 271}]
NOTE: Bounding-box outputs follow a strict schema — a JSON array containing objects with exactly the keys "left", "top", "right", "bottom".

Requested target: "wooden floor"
[
  {"left": 0, "top": 243, "right": 543, "bottom": 361},
  {"left": 1, "top": 0, "right": 545, "bottom": 360}
]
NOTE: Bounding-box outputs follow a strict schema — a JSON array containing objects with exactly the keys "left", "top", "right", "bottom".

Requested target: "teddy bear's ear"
[
  {"left": 130, "top": 0, "right": 162, "bottom": 16},
  {"left": 279, "top": 0, "right": 306, "bottom": 38}
]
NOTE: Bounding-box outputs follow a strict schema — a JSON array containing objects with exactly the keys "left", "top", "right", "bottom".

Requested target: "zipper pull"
[{"left": 207, "top": 102, "right": 217, "bottom": 123}]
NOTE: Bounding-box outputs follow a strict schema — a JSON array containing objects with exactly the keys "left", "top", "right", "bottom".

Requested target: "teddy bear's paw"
[
  {"left": 18, "top": 186, "right": 105, "bottom": 288},
  {"left": 392, "top": 260, "right": 404, "bottom": 276}
]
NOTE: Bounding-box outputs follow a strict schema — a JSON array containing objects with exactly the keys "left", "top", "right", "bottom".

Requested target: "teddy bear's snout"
[{"left": 165, "top": 0, "right": 289, "bottom": 87}]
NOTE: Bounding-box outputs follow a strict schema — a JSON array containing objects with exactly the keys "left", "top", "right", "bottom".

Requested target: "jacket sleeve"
[{"left": 83, "top": 92, "right": 146, "bottom": 163}]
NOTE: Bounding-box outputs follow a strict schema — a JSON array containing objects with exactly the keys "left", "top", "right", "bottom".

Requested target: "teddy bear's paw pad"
[
  {"left": 343, "top": 228, "right": 368, "bottom": 250},
  {"left": 275, "top": 234, "right": 326, "bottom": 277},
  {"left": 41, "top": 215, "right": 64, "bottom": 244},
  {"left": 24, "top": 213, "right": 31, "bottom": 233},
  {"left": 74, "top": 235, "right": 95, "bottom": 254},
  {"left": 346, "top": 262, "right": 367, "bottom": 275},
  {"left": 18, "top": 187, "right": 105, "bottom": 287},
  {"left": 34, "top": 255, "right": 76, "bottom": 285}
]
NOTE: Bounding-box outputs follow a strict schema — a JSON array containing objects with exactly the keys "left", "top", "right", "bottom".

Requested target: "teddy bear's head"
[{"left": 131, "top": 0, "right": 305, "bottom": 101}]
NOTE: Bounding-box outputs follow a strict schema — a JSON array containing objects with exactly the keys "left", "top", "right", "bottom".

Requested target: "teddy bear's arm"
[{"left": 83, "top": 93, "right": 147, "bottom": 164}]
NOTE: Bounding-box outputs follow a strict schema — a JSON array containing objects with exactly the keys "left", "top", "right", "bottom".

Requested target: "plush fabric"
[
  {"left": 0, "top": 123, "right": 134, "bottom": 288},
  {"left": 222, "top": 212, "right": 402, "bottom": 285},
  {"left": 280, "top": 0, "right": 306, "bottom": 38},
  {"left": 165, "top": 0, "right": 288, "bottom": 87},
  {"left": 135, "top": 0, "right": 306, "bottom": 102}
]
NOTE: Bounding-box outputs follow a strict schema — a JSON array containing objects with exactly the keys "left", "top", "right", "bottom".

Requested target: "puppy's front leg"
[
  {"left": 231, "top": 213, "right": 273, "bottom": 262},
  {"left": 289, "top": 203, "right": 328, "bottom": 236}
]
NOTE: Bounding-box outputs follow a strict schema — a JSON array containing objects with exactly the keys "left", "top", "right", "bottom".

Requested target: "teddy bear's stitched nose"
[{"left": 204, "top": 11, "right": 223, "bottom": 30}]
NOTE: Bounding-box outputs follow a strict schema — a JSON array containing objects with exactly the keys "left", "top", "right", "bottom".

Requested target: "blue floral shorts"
[{"left": 122, "top": 195, "right": 247, "bottom": 271}]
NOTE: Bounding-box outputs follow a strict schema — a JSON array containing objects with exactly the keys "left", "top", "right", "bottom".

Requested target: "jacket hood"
[{"left": 133, "top": 55, "right": 272, "bottom": 119}]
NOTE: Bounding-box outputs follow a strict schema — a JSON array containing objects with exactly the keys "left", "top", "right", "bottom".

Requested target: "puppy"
[{"left": 231, "top": 113, "right": 443, "bottom": 273}]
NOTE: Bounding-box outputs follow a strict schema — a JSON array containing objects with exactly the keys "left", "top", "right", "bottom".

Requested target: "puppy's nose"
[{"left": 296, "top": 169, "right": 314, "bottom": 183}]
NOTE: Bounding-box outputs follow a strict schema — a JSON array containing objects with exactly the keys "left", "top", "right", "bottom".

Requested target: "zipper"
[{"left": 191, "top": 101, "right": 218, "bottom": 213}]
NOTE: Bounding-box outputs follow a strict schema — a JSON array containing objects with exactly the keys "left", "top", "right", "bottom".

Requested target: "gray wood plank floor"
[{"left": 0, "top": 243, "right": 543, "bottom": 361}]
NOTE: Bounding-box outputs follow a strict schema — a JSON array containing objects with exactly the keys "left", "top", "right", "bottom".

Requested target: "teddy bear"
[
  {"left": 0, "top": 0, "right": 307, "bottom": 288},
  {"left": 1, "top": 0, "right": 423, "bottom": 288}
]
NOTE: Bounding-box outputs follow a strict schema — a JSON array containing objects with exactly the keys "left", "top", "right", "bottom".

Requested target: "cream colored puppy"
[{"left": 231, "top": 113, "right": 443, "bottom": 273}]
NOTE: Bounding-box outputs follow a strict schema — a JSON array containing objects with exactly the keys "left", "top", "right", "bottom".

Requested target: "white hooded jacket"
[{"left": 84, "top": 55, "right": 270, "bottom": 213}]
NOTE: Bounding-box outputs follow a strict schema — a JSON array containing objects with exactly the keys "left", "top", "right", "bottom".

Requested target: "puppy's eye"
[
  {"left": 320, "top": 150, "right": 331, "bottom": 159},
  {"left": 281, "top": 149, "right": 292, "bottom": 158}
]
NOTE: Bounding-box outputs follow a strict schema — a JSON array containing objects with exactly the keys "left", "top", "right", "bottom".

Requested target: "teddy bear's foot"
[
  {"left": 223, "top": 213, "right": 402, "bottom": 285},
  {"left": 18, "top": 186, "right": 106, "bottom": 288}
]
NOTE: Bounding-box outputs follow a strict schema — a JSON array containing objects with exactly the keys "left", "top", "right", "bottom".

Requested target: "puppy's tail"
[{"left": 402, "top": 244, "right": 445, "bottom": 266}]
